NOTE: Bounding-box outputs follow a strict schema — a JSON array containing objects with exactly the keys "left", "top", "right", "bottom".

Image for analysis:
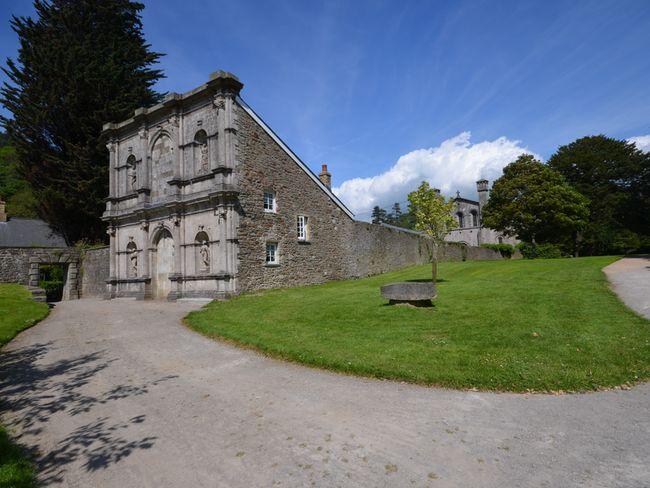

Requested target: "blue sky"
[{"left": 1, "top": 0, "right": 649, "bottom": 215}]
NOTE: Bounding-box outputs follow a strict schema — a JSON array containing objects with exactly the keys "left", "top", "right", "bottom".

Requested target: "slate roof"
[{"left": 0, "top": 218, "right": 67, "bottom": 247}]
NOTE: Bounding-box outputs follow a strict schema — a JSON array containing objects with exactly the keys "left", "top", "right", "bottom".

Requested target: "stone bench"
[{"left": 380, "top": 282, "right": 437, "bottom": 306}]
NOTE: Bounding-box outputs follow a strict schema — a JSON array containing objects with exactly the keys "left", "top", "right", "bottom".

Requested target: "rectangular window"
[
  {"left": 265, "top": 242, "right": 278, "bottom": 264},
  {"left": 297, "top": 215, "right": 308, "bottom": 241},
  {"left": 263, "top": 191, "right": 276, "bottom": 212}
]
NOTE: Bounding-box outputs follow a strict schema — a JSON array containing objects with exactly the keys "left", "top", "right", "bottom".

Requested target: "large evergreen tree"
[
  {"left": 1, "top": 0, "right": 164, "bottom": 243},
  {"left": 547, "top": 135, "right": 650, "bottom": 254},
  {"left": 482, "top": 154, "right": 589, "bottom": 249}
]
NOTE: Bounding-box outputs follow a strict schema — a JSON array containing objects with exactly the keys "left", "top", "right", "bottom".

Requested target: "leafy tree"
[
  {"left": 547, "top": 135, "right": 650, "bottom": 255},
  {"left": 407, "top": 181, "right": 456, "bottom": 282},
  {"left": 371, "top": 206, "right": 388, "bottom": 224},
  {"left": 482, "top": 155, "right": 589, "bottom": 254},
  {"left": 1, "top": 0, "right": 164, "bottom": 243}
]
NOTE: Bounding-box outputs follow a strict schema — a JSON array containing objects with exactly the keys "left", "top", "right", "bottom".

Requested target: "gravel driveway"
[{"left": 1, "top": 262, "right": 649, "bottom": 487}]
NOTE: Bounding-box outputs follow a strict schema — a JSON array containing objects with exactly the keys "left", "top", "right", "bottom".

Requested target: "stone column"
[
  {"left": 107, "top": 225, "right": 117, "bottom": 298},
  {"left": 138, "top": 127, "right": 150, "bottom": 204},
  {"left": 107, "top": 141, "right": 117, "bottom": 210}
]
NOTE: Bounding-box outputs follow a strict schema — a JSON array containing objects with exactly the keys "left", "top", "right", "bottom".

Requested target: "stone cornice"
[{"left": 102, "top": 71, "right": 243, "bottom": 138}]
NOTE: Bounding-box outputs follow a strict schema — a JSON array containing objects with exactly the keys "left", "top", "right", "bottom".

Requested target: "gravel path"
[
  {"left": 1, "top": 275, "right": 649, "bottom": 487},
  {"left": 604, "top": 255, "right": 650, "bottom": 319}
]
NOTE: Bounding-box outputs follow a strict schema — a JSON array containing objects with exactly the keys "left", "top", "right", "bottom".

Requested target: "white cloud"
[
  {"left": 332, "top": 132, "right": 536, "bottom": 218},
  {"left": 628, "top": 135, "right": 650, "bottom": 153}
]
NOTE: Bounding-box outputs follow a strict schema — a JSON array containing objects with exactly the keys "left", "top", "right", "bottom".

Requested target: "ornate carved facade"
[
  {"left": 102, "top": 70, "right": 362, "bottom": 300},
  {"left": 103, "top": 72, "right": 245, "bottom": 299}
]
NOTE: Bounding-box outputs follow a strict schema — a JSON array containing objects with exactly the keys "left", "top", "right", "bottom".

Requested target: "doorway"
[{"left": 152, "top": 229, "right": 174, "bottom": 299}]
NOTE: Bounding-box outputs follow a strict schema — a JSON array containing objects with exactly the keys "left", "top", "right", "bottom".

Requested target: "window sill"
[
  {"left": 263, "top": 210, "right": 277, "bottom": 214},
  {"left": 297, "top": 240, "right": 311, "bottom": 245},
  {"left": 264, "top": 263, "right": 280, "bottom": 268}
]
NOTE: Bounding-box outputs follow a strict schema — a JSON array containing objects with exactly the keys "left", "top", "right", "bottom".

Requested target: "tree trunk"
[{"left": 432, "top": 257, "right": 438, "bottom": 283}]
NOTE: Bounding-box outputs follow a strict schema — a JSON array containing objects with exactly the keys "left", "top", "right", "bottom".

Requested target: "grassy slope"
[
  {"left": 0, "top": 284, "right": 49, "bottom": 347},
  {"left": 0, "top": 284, "right": 49, "bottom": 488},
  {"left": 187, "top": 256, "right": 649, "bottom": 392}
]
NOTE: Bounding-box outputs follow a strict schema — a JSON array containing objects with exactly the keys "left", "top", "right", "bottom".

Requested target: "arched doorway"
[{"left": 152, "top": 229, "right": 174, "bottom": 299}]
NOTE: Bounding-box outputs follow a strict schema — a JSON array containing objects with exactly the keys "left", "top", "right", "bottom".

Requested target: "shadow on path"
[{"left": 0, "top": 341, "right": 175, "bottom": 484}]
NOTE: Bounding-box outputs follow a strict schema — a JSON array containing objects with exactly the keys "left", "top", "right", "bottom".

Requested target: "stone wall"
[
  {"left": 0, "top": 247, "right": 33, "bottom": 284},
  {"left": 235, "top": 106, "right": 353, "bottom": 292},
  {"left": 345, "top": 222, "right": 431, "bottom": 277},
  {"left": 0, "top": 247, "right": 80, "bottom": 299},
  {"left": 80, "top": 247, "right": 110, "bottom": 298}
]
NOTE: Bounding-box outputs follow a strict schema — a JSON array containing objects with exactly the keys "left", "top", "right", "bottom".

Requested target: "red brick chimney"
[{"left": 319, "top": 164, "right": 332, "bottom": 190}]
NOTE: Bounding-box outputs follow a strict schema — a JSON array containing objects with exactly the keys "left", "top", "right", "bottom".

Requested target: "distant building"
[
  {"left": 444, "top": 180, "right": 518, "bottom": 247},
  {"left": 0, "top": 198, "right": 67, "bottom": 247}
]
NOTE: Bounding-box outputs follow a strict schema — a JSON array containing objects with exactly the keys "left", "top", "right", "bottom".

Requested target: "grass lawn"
[
  {"left": 0, "top": 284, "right": 48, "bottom": 488},
  {"left": 186, "top": 256, "right": 649, "bottom": 392}
]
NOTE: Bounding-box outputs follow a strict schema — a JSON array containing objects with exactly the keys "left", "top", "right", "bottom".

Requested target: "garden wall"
[
  {"left": 344, "top": 222, "right": 431, "bottom": 278},
  {"left": 343, "top": 222, "right": 503, "bottom": 279},
  {"left": 0, "top": 247, "right": 33, "bottom": 284},
  {"left": 80, "top": 246, "right": 110, "bottom": 298},
  {"left": 0, "top": 247, "right": 80, "bottom": 299}
]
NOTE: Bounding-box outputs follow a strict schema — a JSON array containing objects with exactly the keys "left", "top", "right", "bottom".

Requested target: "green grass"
[
  {"left": 0, "top": 284, "right": 48, "bottom": 488},
  {"left": 0, "top": 284, "right": 49, "bottom": 347},
  {"left": 186, "top": 256, "right": 650, "bottom": 392},
  {"left": 0, "top": 426, "right": 36, "bottom": 488}
]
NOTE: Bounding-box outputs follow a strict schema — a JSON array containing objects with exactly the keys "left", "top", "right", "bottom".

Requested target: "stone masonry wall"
[
  {"left": 0, "top": 248, "right": 33, "bottom": 284},
  {"left": 0, "top": 247, "right": 80, "bottom": 299},
  {"left": 235, "top": 106, "right": 353, "bottom": 292},
  {"left": 345, "top": 222, "right": 431, "bottom": 277},
  {"left": 80, "top": 246, "right": 110, "bottom": 298}
]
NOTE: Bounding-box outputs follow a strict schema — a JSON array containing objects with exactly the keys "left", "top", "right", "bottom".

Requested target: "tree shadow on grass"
[{"left": 0, "top": 342, "right": 177, "bottom": 484}]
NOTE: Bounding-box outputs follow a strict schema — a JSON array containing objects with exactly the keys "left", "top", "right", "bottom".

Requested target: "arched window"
[
  {"left": 126, "top": 240, "right": 138, "bottom": 278},
  {"left": 194, "top": 130, "right": 209, "bottom": 174},
  {"left": 195, "top": 230, "right": 210, "bottom": 273},
  {"left": 456, "top": 212, "right": 464, "bottom": 228},
  {"left": 471, "top": 210, "right": 478, "bottom": 227}
]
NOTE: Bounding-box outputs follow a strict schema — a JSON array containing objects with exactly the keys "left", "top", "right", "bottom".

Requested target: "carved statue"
[
  {"left": 199, "top": 241, "right": 210, "bottom": 270},
  {"left": 200, "top": 142, "right": 209, "bottom": 172},
  {"left": 129, "top": 246, "right": 138, "bottom": 276},
  {"left": 127, "top": 163, "right": 137, "bottom": 191}
]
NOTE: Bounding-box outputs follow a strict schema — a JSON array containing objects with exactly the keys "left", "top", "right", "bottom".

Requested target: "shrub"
[
  {"left": 480, "top": 243, "right": 515, "bottom": 258},
  {"left": 516, "top": 242, "right": 564, "bottom": 259}
]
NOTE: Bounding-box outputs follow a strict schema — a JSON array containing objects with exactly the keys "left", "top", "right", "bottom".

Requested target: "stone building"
[
  {"left": 103, "top": 71, "right": 426, "bottom": 300},
  {"left": 0, "top": 198, "right": 67, "bottom": 247},
  {"left": 444, "top": 180, "right": 518, "bottom": 247}
]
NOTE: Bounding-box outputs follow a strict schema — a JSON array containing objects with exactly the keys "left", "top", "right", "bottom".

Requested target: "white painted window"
[
  {"left": 265, "top": 242, "right": 278, "bottom": 264},
  {"left": 297, "top": 215, "right": 308, "bottom": 241},
  {"left": 263, "top": 191, "right": 276, "bottom": 212}
]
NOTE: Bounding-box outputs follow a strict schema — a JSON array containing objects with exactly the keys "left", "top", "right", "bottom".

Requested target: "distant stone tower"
[{"left": 476, "top": 179, "right": 489, "bottom": 211}]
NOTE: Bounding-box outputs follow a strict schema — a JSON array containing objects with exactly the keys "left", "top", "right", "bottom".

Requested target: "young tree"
[
  {"left": 371, "top": 205, "right": 388, "bottom": 224},
  {"left": 1, "top": 0, "right": 164, "bottom": 243},
  {"left": 547, "top": 135, "right": 650, "bottom": 254},
  {"left": 482, "top": 155, "right": 589, "bottom": 253},
  {"left": 407, "top": 181, "right": 456, "bottom": 282}
]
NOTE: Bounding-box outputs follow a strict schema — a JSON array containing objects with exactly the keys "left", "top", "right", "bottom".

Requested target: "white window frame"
[
  {"left": 297, "top": 215, "right": 308, "bottom": 241},
  {"left": 265, "top": 242, "right": 278, "bottom": 265},
  {"left": 263, "top": 191, "right": 276, "bottom": 213}
]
